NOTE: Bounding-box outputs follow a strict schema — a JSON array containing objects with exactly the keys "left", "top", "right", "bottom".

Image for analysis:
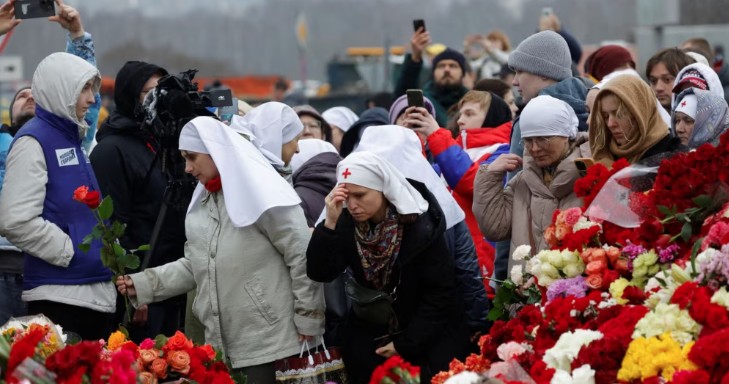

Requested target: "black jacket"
[
  {"left": 306, "top": 180, "right": 470, "bottom": 382},
  {"left": 293, "top": 152, "right": 341, "bottom": 227},
  {"left": 89, "top": 62, "right": 185, "bottom": 270},
  {"left": 339, "top": 108, "right": 390, "bottom": 157}
]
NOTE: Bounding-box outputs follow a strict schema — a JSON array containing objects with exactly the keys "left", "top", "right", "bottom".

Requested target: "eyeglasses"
[{"left": 521, "top": 136, "right": 555, "bottom": 149}]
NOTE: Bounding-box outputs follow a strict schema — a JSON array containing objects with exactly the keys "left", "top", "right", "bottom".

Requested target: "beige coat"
[
  {"left": 473, "top": 135, "right": 590, "bottom": 271},
  {"left": 131, "top": 191, "right": 325, "bottom": 368}
]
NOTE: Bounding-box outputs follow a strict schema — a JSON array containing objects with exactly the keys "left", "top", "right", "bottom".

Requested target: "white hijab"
[
  {"left": 354, "top": 125, "right": 465, "bottom": 229},
  {"left": 322, "top": 106, "right": 359, "bottom": 132},
  {"left": 229, "top": 102, "right": 304, "bottom": 167},
  {"left": 179, "top": 116, "right": 301, "bottom": 228},
  {"left": 290, "top": 139, "right": 338, "bottom": 173},
  {"left": 337, "top": 151, "right": 428, "bottom": 216}
]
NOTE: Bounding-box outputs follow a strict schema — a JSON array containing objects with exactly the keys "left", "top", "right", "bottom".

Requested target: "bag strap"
[
  {"left": 320, "top": 336, "right": 331, "bottom": 360},
  {"left": 526, "top": 207, "right": 536, "bottom": 256},
  {"left": 298, "top": 340, "right": 314, "bottom": 366}
]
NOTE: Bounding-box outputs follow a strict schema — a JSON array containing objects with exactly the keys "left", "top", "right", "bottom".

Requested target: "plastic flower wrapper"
[
  {"left": 543, "top": 329, "right": 603, "bottom": 372},
  {"left": 0, "top": 315, "right": 66, "bottom": 359},
  {"left": 585, "top": 164, "right": 658, "bottom": 229},
  {"left": 632, "top": 303, "right": 701, "bottom": 346}
]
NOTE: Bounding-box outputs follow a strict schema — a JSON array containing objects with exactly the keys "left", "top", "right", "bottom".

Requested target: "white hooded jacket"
[{"left": 0, "top": 53, "right": 113, "bottom": 312}]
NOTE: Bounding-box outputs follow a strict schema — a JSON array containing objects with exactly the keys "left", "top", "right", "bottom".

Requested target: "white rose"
[
  {"left": 548, "top": 252, "right": 565, "bottom": 268},
  {"left": 561, "top": 250, "right": 579, "bottom": 265},
  {"left": 540, "top": 263, "right": 560, "bottom": 279},
  {"left": 563, "top": 263, "right": 582, "bottom": 278}
]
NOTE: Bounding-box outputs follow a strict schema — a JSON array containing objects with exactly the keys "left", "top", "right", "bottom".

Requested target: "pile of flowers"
[
  {"left": 433, "top": 132, "right": 729, "bottom": 383},
  {"left": 0, "top": 324, "right": 238, "bottom": 384},
  {"left": 370, "top": 356, "right": 421, "bottom": 384}
]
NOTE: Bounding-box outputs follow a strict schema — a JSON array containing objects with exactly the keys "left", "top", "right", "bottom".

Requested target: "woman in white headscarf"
[
  {"left": 117, "top": 117, "right": 324, "bottom": 383},
  {"left": 354, "top": 125, "right": 491, "bottom": 335},
  {"left": 230, "top": 101, "right": 304, "bottom": 182},
  {"left": 322, "top": 106, "right": 359, "bottom": 151},
  {"left": 473, "top": 95, "right": 590, "bottom": 269},
  {"left": 306, "top": 151, "right": 471, "bottom": 384}
]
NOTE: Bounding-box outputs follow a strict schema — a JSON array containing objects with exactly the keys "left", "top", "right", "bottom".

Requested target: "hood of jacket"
[
  {"left": 539, "top": 77, "right": 589, "bottom": 132},
  {"left": 292, "top": 152, "right": 341, "bottom": 196},
  {"left": 339, "top": 107, "right": 390, "bottom": 157},
  {"left": 113, "top": 61, "right": 168, "bottom": 119},
  {"left": 31, "top": 52, "right": 100, "bottom": 132}
]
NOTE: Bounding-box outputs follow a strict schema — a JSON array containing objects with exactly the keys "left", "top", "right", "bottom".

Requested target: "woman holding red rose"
[
  {"left": 0, "top": 52, "right": 114, "bottom": 340},
  {"left": 117, "top": 117, "right": 325, "bottom": 384}
]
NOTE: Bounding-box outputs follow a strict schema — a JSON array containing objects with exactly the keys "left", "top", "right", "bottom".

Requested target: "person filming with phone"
[
  {"left": 394, "top": 19, "right": 469, "bottom": 127},
  {"left": 473, "top": 95, "right": 589, "bottom": 274}
]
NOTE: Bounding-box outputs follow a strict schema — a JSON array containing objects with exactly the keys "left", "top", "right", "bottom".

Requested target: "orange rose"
[
  {"left": 585, "top": 273, "right": 604, "bottom": 290},
  {"left": 164, "top": 331, "right": 193, "bottom": 352},
  {"left": 585, "top": 260, "right": 607, "bottom": 275},
  {"left": 606, "top": 246, "right": 621, "bottom": 266},
  {"left": 73, "top": 186, "right": 89, "bottom": 202},
  {"left": 167, "top": 350, "right": 191, "bottom": 375},
  {"left": 139, "top": 349, "right": 159, "bottom": 366},
  {"left": 580, "top": 248, "right": 593, "bottom": 264},
  {"left": 200, "top": 344, "right": 216, "bottom": 360},
  {"left": 106, "top": 330, "right": 127, "bottom": 351},
  {"left": 139, "top": 372, "right": 158, "bottom": 384},
  {"left": 555, "top": 224, "right": 570, "bottom": 240},
  {"left": 150, "top": 358, "right": 168, "bottom": 379}
]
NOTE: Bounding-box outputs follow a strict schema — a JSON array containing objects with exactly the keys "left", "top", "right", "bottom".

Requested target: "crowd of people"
[{"left": 1, "top": 1, "right": 729, "bottom": 383}]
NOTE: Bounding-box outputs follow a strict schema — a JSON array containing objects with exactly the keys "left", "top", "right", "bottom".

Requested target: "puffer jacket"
[
  {"left": 473, "top": 134, "right": 590, "bottom": 271},
  {"left": 129, "top": 192, "right": 325, "bottom": 368}
]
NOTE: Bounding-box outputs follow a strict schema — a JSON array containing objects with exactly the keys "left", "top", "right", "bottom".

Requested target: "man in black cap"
[
  {"left": 394, "top": 27, "right": 469, "bottom": 127},
  {"left": 90, "top": 61, "right": 187, "bottom": 341}
]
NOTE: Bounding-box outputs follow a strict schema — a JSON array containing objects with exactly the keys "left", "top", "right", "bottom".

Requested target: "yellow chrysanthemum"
[{"left": 618, "top": 333, "right": 696, "bottom": 382}]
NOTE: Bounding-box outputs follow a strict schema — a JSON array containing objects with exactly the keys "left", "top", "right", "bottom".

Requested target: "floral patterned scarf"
[{"left": 354, "top": 204, "right": 404, "bottom": 290}]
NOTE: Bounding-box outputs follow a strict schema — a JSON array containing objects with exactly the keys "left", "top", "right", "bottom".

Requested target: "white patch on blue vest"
[{"left": 55, "top": 148, "right": 79, "bottom": 167}]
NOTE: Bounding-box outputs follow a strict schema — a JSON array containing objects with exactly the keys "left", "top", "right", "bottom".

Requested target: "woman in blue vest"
[{"left": 0, "top": 52, "right": 113, "bottom": 340}]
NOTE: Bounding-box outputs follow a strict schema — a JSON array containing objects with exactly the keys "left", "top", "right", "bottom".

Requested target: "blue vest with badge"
[{"left": 12, "top": 106, "right": 111, "bottom": 289}]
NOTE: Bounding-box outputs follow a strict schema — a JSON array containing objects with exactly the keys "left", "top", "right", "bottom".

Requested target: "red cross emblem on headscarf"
[
  {"left": 680, "top": 100, "right": 687, "bottom": 107},
  {"left": 342, "top": 168, "right": 352, "bottom": 179}
]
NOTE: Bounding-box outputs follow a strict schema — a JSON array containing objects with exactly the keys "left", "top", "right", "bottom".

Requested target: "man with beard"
[
  {"left": 89, "top": 61, "right": 188, "bottom": 342},
  {"left": 395, "top": 26, "right": 469, "bottom": 127},
  {"left": 0, "top": 0, "right": 100, "bottom": 325}
]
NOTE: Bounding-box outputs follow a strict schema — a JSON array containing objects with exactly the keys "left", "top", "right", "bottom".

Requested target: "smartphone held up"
[{"left": 14, "top": 0, "right": 55, "bottom": 19}]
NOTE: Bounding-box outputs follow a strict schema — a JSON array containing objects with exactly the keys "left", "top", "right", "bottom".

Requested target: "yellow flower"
[
  {"left": 618, "top": 333, "right": 696, "bottom": 382},
  {"left": 609, "top": 278, "right": 631, "bottom": 305},
  {"left": 107, "top": 330, "right": 127, "bottom": 351}
]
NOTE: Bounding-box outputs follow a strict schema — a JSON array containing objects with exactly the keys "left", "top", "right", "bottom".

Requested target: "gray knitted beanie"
[{"left": 508, "top": 31, "right": 572, "bottom": 81}]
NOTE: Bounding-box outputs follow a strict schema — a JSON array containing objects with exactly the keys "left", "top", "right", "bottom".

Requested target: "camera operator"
[
  {"left": 0, "top": 0, "right": 101, "bottom": 325},
  {"left": 89, "top": 61, "right": 188, "bottom": 342}
]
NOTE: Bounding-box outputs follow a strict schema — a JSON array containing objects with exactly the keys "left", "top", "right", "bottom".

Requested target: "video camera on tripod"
[{"left": 138, "top": 69, "right": 233, "bottom": 270}]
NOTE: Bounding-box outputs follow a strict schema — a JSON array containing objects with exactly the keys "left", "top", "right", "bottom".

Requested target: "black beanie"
[
  {"left": 8, "top": 86, "right": 31, "bottom": 125},
  {"left": 432, "top": 48, "right": 467, "bottom": 74}
]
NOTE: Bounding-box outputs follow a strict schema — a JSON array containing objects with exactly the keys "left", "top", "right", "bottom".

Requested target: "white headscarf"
[
  {"left": 674, "top": 94, "right": 698, "bottom": 120},
  {"left": 594, "top": 69, "right": 672, "bottom": 126},
  {"left": 179, "top": 117, "right": 301, "bottom": 227},
  {"left": 520, "top": 95, "right": 578, "bottom": 139},
  {"left": 229, "top": 102, "right": 304, "bottom": 167},
  {"left": 290, "top": 139, "right": 338, "bottom": 173},
  {"left": 322, "top": 107, "right": 359, "bottom": 132},
  {"left": 337, "top": 151, "right": 428, "bottom": 216},
  {"left": 671, "top": 63, "right": 725, "bottom": 109},
  {"left": 354, "top": 125, "right": 464, "bottom": 229}
]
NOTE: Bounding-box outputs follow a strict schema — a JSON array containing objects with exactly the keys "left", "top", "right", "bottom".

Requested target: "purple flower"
[
  {"left": 658, "top": 244, "right": 681, "bottom": 264},
  {"left": 622, "top": 243, "right": 647, "bottom": 261},
  {"left": 546, "top": 276, "right": 589, "bottom": 302},
  {"left": 698, "top": 251, "right": 729, "bottom": 289}
]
